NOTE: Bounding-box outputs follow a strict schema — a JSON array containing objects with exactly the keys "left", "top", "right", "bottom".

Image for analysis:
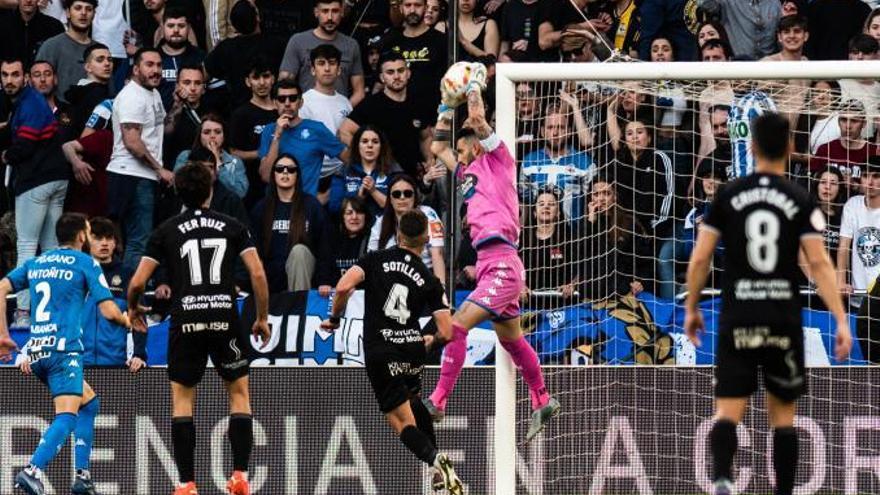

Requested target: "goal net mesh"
[{"left": 509, "top": 66, "right": 880, "bottom": 494}]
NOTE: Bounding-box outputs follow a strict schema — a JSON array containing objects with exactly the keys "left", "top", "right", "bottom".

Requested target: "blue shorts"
[{"left": 31, "top": 352, "right": 84, "bottom": 398}]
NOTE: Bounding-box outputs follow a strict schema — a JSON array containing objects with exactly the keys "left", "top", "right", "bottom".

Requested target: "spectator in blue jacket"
[
  {"left": 174, "top": 114, "right": 249, "bottom": 198},
  {"left": 81, "top": 217, "right": 147, "bottom": 371}
]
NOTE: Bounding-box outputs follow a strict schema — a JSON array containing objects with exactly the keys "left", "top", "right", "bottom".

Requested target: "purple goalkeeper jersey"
[{"left": 457, "top": 136, "right": 520, "bottom": 249}]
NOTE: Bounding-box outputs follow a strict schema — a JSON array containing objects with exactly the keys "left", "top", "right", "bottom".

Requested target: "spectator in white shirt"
[{"left": 837, "top": 156, "right": 880, "bottom": 304}]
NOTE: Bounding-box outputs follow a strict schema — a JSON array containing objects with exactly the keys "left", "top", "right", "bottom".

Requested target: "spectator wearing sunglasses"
[
  {"left": 368, "top": 174, "right": 446, "bottom": 286},
  {"left": 257, "top": 78, "right": 350, "bottom": 197},
  {"left": 251, "top": 153, "right": 335, "bottom": 295}
]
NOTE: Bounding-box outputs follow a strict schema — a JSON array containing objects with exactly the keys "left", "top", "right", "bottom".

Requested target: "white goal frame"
[{"left": 492, "top": 60, "right": 880, "bottom": 495}]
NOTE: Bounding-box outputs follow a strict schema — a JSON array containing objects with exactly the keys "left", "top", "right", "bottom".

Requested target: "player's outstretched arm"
[
  {"left": 683, "top": 227, "right": 721, "bottom": 346},
  {"left": 802, "top": 237, "right": 853, "bottom": 361},
  {"left": 241, "top": 249, "right": 271, "bottom": 347},
  {"left": 321, "top": 266, "right": 365, "bottom": 330},
  {"left": 431, "top": 114, "right": 458, "bottom": 173},
  {"left": 0, "top": 278, "right": 18, "bottom": 361},
  {"left": 98, "top": 300, "right": 130, "bottom": 329},
  {"left": 127, "top": 257, "right": 159, "bottom": 333}
]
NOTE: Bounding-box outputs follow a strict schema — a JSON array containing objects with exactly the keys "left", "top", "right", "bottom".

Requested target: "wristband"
[
  {"left": 437, "top": 103, "right": 455, "bottom": 120},
  {"left": 328, "top": 315, "right": 341, "bottom": 325},
  {"left": 433, "top": 129, "right": 451, "bottom": 142},
  {"left": 480, "top": 133, "right": 501, "bottom": 152}
]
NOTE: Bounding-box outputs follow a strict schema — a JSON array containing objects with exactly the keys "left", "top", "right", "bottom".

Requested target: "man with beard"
[
  {"left": 520, "top": 107, "right": 595, "bottom": 221},
  {"left": 338, "top": 52, "right": 431, "bottom": 178},
  {"left": 157, "top": 7, "right": 205, "bottom": 111},
  {"left": 64, "top": 43, "right": 113, "bottom": 137},
  {"left": 27, "top": 61, "right": 61, "bottom": 116},
  {"left": 35, "top": 0, "right": 96, "bottom": 104},
  {"left": 1, "top": 57, "right": 70, "bottom": 328},
  {"left": 229, "top": 57, "right": 277, "bottom": 209},
  {"left": 0, "top": 0, "right": 64, "bottom": 66},
  {"left": 696, "top": 104, "right": 732, "bottom": 188},
  {"left": 381, "top": 0, "right": 447, "bottom": 121},
  {"left": 106, "top": 48, "right": 174, "bottom": 273},
  {"left": 128, "top": 0, "right": 200, "bottom": 50},
  {"left": 279, "top": 0, "right": 365, "bottom": 107}
]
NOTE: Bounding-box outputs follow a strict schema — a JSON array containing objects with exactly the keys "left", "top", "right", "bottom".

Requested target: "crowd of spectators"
[{"left": 1, "top": 0, "right": 880, "bottom": 352}]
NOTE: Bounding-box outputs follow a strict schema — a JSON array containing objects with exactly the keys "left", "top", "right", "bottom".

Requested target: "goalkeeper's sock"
[
  {"left": 710, "top": 419, "right": 738, "bottom": 483},
  {"left": 773, "top": 427, "right": 798, "bottom": 495},
  {"left": 400, "top": 425, "right": 438, "bottom": 466},
  {"left": 74, "top": 396, "right": 100, "bottom": 471},
  {"left": 228, "top": 413, "right": 253, "bottom": 473},
  {"left": 30, "top": 412, "right": 77, "bottom": 470},
  {"left": 500, "top": 336, "right": 549, "bottom": 410},
  {"left": 172, "top": 417, "right": 196, "bottom": 484},
  {"left": 429, "top": 323, "right": 468, "bottom": 411},
  {"left": 410, "top": 397, "right": 437, "bottom": 447}
]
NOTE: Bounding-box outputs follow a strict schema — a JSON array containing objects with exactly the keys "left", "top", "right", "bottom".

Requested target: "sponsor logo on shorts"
[
  {"left": 387, "top": 361, "right": 422, "bottom": 377},
  {"left": 732, "top": 326, "right": 792, "bottom": 350},
  {"left": 180, "top": 294, "right": 234, "bottom": 311}
]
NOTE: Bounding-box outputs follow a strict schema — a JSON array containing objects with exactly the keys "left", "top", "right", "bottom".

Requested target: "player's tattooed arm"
[{"left": 464, "top": 90, "right": 493, "bottom": 140}]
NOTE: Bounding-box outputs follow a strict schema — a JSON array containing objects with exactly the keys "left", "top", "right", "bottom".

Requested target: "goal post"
[{"left": 492, "top": 60, "right": 880, "bottom": 495}]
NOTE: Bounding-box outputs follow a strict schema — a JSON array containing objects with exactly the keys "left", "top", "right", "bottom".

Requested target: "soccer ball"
[{"left": 440, "top": 61, "right": 488, "bottom": 108}]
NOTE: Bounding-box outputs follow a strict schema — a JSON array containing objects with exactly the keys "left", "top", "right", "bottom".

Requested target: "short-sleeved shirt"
[
  {"left": 107, "top": 81, "right": 166, "bottom": 180},
  {"left": 144, "top": 208, "right": 255, "bottom": 327},
  {"left": 521, "top": 147, "right": 595, "bottom": 221},
  {"left": 258, "top": 118, "right": 346, "bottom": 195},
  {"left": 839, "top": 195, "right": 880, "bottom": 291},
  {"left": 355, "top": 246, "right": 448, "bottom": 360},
  {"left": 346, "top": 91, "right": 428, "bottom": 177},
  {"left": 380, "top": 29, "right": 447, "bottom": 119},
  {"left": 6, "top": 248, "right": 113, "bottom": 354},
  {"left": 229, "top": 102, "right": 277, "bottom": 154},
  {"left": 279, "top": 30, "right": 363, "bottom": 97},
  {"left": 808, "top": 140, "right": 878, "bottom": 187},
  {"left": 702, "top": 173, "right": 823, "bottom": 329}
]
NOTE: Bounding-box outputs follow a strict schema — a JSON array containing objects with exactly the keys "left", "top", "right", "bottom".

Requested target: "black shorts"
[
  {"left": 365, "top": 357, "right": 423, "bottom": 414},
  {"left": 168, "top": 323, "right": 249, "bottom": 387},
  {"left": 714, "top": 323, "right": 806, "bottom": 402}
]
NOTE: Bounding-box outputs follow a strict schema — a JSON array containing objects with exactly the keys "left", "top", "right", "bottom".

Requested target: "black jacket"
[{"left": 0, "top": 9, "right": 64, "bottom": 66}]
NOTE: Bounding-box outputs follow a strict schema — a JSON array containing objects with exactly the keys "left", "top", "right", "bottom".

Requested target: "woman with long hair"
[
  {"left": 425, "top": 0, "right": 447, "bottom": 32},
  {"left": 457, "top": 0, "right": 499, "bottom": 61},
  {"left": 813, "top": 167, "right": 846, "bottom": 265},
  {"left": 332, "top": 125, "right": 402, "bottom": 219},
  {"left": 582, "top": 177, "right": 648, "bottom": 301},
  {"left": 368, "top": 174, "right": 446, "bottom": 285},
  {"left": 865, "top": 8, "right": 880, "bottom": 42},
  {"left": 174, "top": 113, "right": 248, "bottom": 198},
  {"left": 330, "top": 196, "right": 372, "bottom": 286},
  {"left": 519, "top": 187, "right": 581, "bottom": 309},
  {"left": 175, "top": 114, "right": 249, "bottom": 198},
  {"left": 250, "top": 154, "right": 335, "bottom": 295}
]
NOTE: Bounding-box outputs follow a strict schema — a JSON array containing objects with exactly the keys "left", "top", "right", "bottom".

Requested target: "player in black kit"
[
  {"left": 321, "top": 209, "right": 463, "bottom": 495},
  {"left": 684, "top": 112, "right": 852, "bottom": 495},
  {"left": 127, "top": 163, "right": 270, "bottom": 495}
]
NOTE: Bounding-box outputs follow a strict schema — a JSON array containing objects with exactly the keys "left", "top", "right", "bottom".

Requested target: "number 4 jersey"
[
  {"left": 7, "top": 248, "right": 114, "bottom": 354},
  {"left": 702, "top": 173, "right": 824, "bottom": 329},
  {"left": 355, "top": 246, "right": 449, "bottom": 361},
  {"left": 144, "top": 208, "right": 254, "bottom": 328}
]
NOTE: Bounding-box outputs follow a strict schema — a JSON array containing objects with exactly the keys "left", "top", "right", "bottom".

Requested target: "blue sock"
[
  {"left": 30, "top": 412, "right": 77, "bottom": 470},
  {"left": 74, "top": 397, "right": 100, "bottom": 471}
]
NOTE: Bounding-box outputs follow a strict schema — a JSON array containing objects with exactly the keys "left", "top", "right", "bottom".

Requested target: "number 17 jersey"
[
  {"left": 144, "top": 208, "right": 254, "bottom": 327},
  {"left": 702, "top": 173, "right": 824, "bottom": 328},
  {"left": 356, "top": 247, "right": 449, "bottom": 361}
]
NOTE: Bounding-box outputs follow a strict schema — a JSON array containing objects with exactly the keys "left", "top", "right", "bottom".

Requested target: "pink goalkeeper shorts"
[{"left": 465, "top": 243, "right": 524, "bottom": 321}]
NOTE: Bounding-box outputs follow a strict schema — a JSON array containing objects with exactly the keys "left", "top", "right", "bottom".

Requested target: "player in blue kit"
[{"left": 0, "top": 213, "right": 130, "bottom": 495}]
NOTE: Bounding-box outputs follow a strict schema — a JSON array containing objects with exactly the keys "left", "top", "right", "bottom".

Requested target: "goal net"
[{"left": 493, "top": 60, "right": 880, "bottom": 495}]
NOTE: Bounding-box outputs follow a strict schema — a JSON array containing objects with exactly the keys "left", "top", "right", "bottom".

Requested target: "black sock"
[
  {"left": 710, "top": 419, "right": 738, "bottom": 482},
  {"left": 773, "top": 427, "right": 798, "bottom": 495},
  {"left": 228, "top": 414, "right": 253, "bottom": 473},
  {"left": 172, "top": 417, "right": 196, "bottom": 483},
  {"left": 410, "top": 398, "right": 437, "bottom": 448},
  {"left": 400, "top": 425, "right": 438, "bottom": 465}
]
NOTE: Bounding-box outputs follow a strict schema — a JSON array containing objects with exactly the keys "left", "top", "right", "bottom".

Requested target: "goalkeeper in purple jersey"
[{"left": 425, "top": 65, "right": 560, "bottom": 443}]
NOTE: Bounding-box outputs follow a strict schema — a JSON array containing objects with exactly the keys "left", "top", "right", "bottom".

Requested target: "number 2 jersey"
[
  {"left": 144, "top": 208, "right": 254, "bottom": 328},
  {"left": 7, "top": 248, "right": 113, "bottom": 354},
  {"left": 355, "top": 246, "right": 449, "bottom": 361},
  {"left": 702, "top": 173, "right": 824, "bottom": 329}
]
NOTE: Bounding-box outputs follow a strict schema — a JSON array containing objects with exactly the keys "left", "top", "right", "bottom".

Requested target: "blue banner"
[{"left": 5, "top": 291, "right": 866, "bottom": 366}]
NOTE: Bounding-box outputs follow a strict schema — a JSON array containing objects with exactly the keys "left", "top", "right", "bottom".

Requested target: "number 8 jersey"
[
  {"left": 144, "top": 208, "right": 254, "bottom": 327},
  {"left": 701, "top": 174, "right": 823, "bottom": 328},
  {"left": 355, "top": 246, "right": 449, "bottom": 361}
]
